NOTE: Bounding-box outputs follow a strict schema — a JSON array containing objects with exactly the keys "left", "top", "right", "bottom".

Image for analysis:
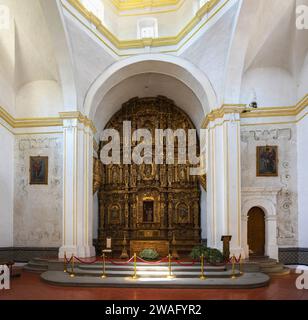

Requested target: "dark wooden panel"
[{"left": 248, "top": 207, "right": 265, "bottom": 256}]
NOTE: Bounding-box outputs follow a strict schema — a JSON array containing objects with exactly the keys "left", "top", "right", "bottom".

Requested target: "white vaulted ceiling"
[
  {"left": 94, "top": 73, "right": 204, "bottom": 133},
  {"left": 0, "top": 0, "right": 307, "bottom": 119},
  {"left": 2, "top": 0, "right": 59, "bottom": 89},
  {"left": 0, "top": 0, "right": 62, "bottom": 116}
]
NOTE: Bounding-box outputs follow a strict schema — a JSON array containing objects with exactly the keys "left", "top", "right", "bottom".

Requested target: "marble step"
[
  {"left": 268, "top": 267, "right": 291, "bottom": 276},
  {"left": 24, "top": 264, "right": 48, "bottom": 273},
  {"left": 71, "top": 267, "right": 242, "bottom": 279},
  {"left": 77, "top": 263, "right": 226, "bottom": 272},
  {"left": 261, "top": 265, "right": 290, "bottom": 274},
  {"left": 41, "top": 271, "right": 270, "bottom": 289},
  {"left": 28, "top": 261, "right": 49, "bottom": 267},
  {"left": 23, "top": 259, "right": 49, "bottom": 273}
]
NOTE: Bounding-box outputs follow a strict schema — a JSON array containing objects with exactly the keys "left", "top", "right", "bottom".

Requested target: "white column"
[
  {"left": 241, "top": 214, "right": 249, "bottom": 257},
  {"left": 265, "top": 214, "right": 279, "bottom": 260},
  {"left": 58, "top": 113, "right": 96, "bottom": 258},
  {"left": 206, "top": 109, "right": 243, "bottom": 257}
]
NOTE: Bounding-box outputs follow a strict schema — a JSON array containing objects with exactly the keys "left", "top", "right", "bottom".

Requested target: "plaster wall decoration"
[
  {"left": 14, "top": 135, "right": 63, "bottom": 247},
  {"left": 241, "top": 125, "right": 298, "bottom": 247}
]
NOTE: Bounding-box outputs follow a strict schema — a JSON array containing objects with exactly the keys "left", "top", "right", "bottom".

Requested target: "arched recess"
[
  {"left": 84, "top": 54, "right": 217, "bottom": 121},
  {"left": 242, "top": 195, "right": 279, "bottom": 260},
  {"left": 247, "top": 207, "right": 265, "bottom": 256},
  {"left": 87, "top": 55, "right": 215, "bottom": 243}
]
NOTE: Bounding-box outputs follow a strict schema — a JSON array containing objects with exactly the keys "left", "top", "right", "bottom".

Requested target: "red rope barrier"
[
  {"left": 65, "top": 255, "right": 217, "bottom": 267},
  {"left": 105, "top": 256, "right": 135, "bottom": 265},
  {"left": 73, "top": 256, "right": 100, "bottom": 264},
  {"left": 136, "top": 256, "right": 169, "bottom": 264}
]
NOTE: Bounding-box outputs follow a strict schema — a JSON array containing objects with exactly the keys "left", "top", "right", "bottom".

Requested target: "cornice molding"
[
  {"left": 0, "top": 106, "right": 62, "bottom": 128},
  {"left": 110, "top": 0, "right": 181, "bottom": 11},
  {"left": 202, "top": 104, "right": 246, "bottom": 128},
  {"left": 59, "top": 111, "right": 97, "bottom": 133},
  {"left": 202, "top": 94, "right": 308, "bottom": 128},
  {"left": 0, "top": 107, "right": 96, "bottom": 134},
  {"left": 240, "top": 94, "right": 308, "bottom": 119},
  {"left": 65, "top": 0, "right": 221, "bottom": 50},
  {"left": 2, "top": 95, "right": 307, "bottom": 133}
]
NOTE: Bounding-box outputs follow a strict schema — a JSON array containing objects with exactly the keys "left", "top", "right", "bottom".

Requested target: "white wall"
[
  {"left": 297, "top": 113, "right": 308, "bottom": 248},
  {"left": 102, "top": 0, "right": 195, "bottom": 40},
  {"left": 0, "top": 74, "right": 15, "bottom": 116},
  {"left": 298, "top": 53, "right": 308, "bottom": 100},
  {"left": 241, "top": 122, "right": 298, "bottom": 247},
  {"left": 241, "top": 67, "right": 297, "bottom": 106},
  {"left": 14, "top": 134, "right": 63, "bottom": 247},
  {"left": 0, "top": 124, "right": 14, "bottom": 247},
  {"left": 16, "top": 81, "right": 64, "bottom": 118}
]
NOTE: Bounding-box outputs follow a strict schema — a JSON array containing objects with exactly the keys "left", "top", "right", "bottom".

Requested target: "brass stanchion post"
[
  {"left": 167, "top": 253, "right": 175, "bottom": 279},
  {"left": 231, "top": 254, "right": 236, "bottom": 279},
  {"left": 200, "top": 254, "right": 206, "bottom": 280},
  {"left": 131, "top": 253, "right": 138, "bottom": 280},
  {"left": 240, "top": 256, "right": 243, "bottom": 275},
  {"left": 101, "top": 253, "right": 107, "bottom": 279},
  {"left": 63, "top": 251, "right": 67, "bottom": 273},
  {"left": 70, "top": 254, "right": 75, "bottom": 278}
]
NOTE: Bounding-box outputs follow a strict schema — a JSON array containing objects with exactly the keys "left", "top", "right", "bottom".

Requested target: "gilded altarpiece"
[{"left": 97, "top": 96, "right": 201, "bottom": 255}]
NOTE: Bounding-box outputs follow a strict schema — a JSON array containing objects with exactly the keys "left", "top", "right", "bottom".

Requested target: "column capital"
[
  {"left": 59, "top": 111, "right": 97, "bottom": 134},
  {"left": 202, "top": 104, "right": 246, "bottom": 129}
]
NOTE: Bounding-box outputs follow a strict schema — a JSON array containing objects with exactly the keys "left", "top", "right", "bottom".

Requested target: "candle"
[{"left": 106, "top": 237, "right": 112, "bottom": 249}]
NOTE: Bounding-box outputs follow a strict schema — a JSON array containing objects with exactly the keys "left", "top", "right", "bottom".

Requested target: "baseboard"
[
  {"left": 0, "top": 247, "right": 59, "bottom": 262},
  {"left": 279, "top": 247, "right": 308, "bottom": 265}
]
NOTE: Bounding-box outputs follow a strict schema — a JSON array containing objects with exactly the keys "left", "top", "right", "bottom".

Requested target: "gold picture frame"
[
  {"left": 29, "top": 156, "right": 48, "bottom": 185},
  {"left": 256, "top": 146, "right": 278, "bottom": 177}
]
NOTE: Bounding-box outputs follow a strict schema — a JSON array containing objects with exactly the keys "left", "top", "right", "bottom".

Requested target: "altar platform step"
[
  {"left": 71, "top": 264, "right": 236, "bottom": 279},
  {"left": 41, "top": 270, "right": 270, "bottom": 289},
  {"left": 239, "top": 257, "right": 291, "bottom": 276},
  {"left": 23, "top": 258, "right": 49, "bottom": 273},
  {"left": 24, "top": 257, "right": 291, "bottom": 277}
]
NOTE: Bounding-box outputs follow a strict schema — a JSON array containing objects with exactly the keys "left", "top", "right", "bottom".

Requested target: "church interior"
[{"left": 0, "top": 0, "right": 308, "bottom": 300}]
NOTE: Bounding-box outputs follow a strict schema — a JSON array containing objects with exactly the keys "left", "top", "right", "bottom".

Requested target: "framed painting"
[
  {"left": 256, "top": 146, "right": 278, "bottom": 177},
  {"left": 29, "top": 156, "right": 48, "bottom": 185}
]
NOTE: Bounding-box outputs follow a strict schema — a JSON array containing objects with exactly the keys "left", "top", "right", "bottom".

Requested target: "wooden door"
[{"left": 248, "top": 207, "right": 265, "bottom": 256}]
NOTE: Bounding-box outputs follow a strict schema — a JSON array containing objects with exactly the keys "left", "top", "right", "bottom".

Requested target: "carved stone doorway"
[{"left": 248, "top": 207, "right": 265, "bottom": 256}]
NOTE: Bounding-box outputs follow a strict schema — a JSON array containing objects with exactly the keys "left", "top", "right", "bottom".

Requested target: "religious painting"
[
  {"left": 143, "top": 201, "right": 154, "bottom": 223},
  {"left": 177, "top": 203, "right": 189, "bottom": 224},
  {"left": 256, "top": 146, "right": 278, "bottom": 177},
  {"left": 29, "top": 156, "right": 48, "bottom": 185},
  {"left": 109, "top": 205, "right": 120, "bottom": 224},
  {"left": 141, "top": 163, "right": 154, "bottom": 180}
]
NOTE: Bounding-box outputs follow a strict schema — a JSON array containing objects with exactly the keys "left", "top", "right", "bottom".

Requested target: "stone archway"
[
  {"left": 86, "top": 55, "right": 216, "bottom": 248},
  {"left": 242, "top": 187, "right": 280, "bottom": 260}
]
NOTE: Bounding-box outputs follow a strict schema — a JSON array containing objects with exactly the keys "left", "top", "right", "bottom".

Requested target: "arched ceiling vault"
[
  {"left": 84, "top": 54, "right": 218, "bottom": 128},
  {"left": 93, "top": 72, "right": 204, "bottom": 133}
]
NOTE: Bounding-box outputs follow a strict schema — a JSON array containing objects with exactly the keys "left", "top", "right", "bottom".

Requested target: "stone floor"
[{"left": 1, "top": 270, "right": 308, "bottom": 300}]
